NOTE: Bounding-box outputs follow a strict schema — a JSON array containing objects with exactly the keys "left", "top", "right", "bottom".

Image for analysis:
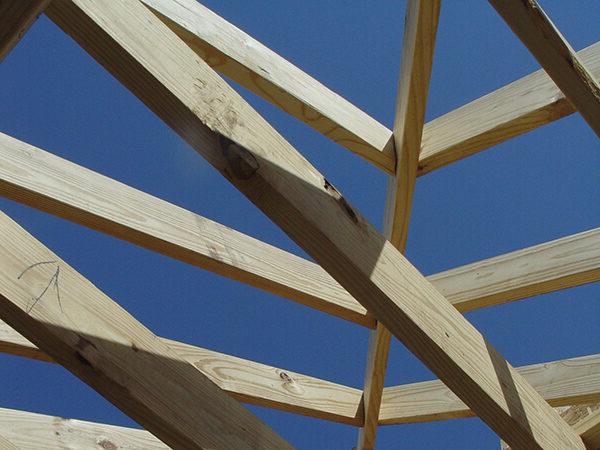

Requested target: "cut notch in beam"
[
  {"left": 0, "top": 210, "right": 291, "bottom": 449},
  {"left": 140, "top": 0, "right": 396, "bottom": 172},
  {"left": 358, "top": 1, "right": 440, "bottom": 448},
  {"left": 0, "top": 0, "right": 50, "bottom": 62},
  {"left": 46, "top": 1, "right": 585, "bottom": 447},
  {"left": 0, "top": 318, "right": 363, "bottom": 426},
  {"left": 489, "top": 0, "right": 600, "bottom": 138}
]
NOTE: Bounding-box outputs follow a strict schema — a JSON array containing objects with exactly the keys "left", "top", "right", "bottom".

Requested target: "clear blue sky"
[{"left": 1, "top": 1, "right": 599, "bottom": 449}]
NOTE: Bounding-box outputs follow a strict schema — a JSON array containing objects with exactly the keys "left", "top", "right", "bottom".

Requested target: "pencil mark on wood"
[{"left": 18, "top": 261, "right": 63, "bottom": 313}]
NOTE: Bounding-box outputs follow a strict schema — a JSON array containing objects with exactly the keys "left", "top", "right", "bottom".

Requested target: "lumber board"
[
  {"left": 429, "top": 227, "right": 600, "bottom": 312},
  {"left": 46, "top": 1, "right": 586, "bottom": 448},
  {"left": 0, "top": 211, "right": 291, "bottom": 449},
  {"left": 380, "top": 354, "right": 600, "bottom": 424},
  {"left": 571, "top": 407, "right": 600, "bottom": 449},
  {"left": 419, "top": 41, "right": 600, "bottom": 175},
  {"left": 0, "top": 434, "right": 18, "bottom": 450},
  {"left": 489, "top": 0, "right": 600, "bottom": 138},
  {"left": 0, "top": 0, "right": 49, "bottom": 62},
  {"left": 0, "top": 318, "right": 363, "bottom": 425},
  {"left": 0, "top": 406, "right": 167, "bottom": 450},
  {"left": 358, "top": 1, "right": 440, "bottom": 448},
  {"left": 0, "top": 131, "right": 370, "bottom": 327},
  {"left": 140, "top": 0, "right": 396, "bottom": 172}
]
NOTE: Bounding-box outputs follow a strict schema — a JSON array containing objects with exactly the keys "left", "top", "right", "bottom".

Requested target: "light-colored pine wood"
[
  {"left": 419, "top": 41, "right": 600, "bottom": 175},
  {"left": 0, "top": 318, "right": 363, "bottom": 425},
  {"left": 0, "top": 211, "right": 291, "bottom": 450},
  {"left": 0, "top": 406, "right": 167, "bottom": 450},
  {"left": 0, "top": 433, "right": 18, "bottom": 450},
  {"left": 0, "top": 131, "right": 370, "bottom": 327},
  {"left": 139, "top": 0, "right": 395, "bottom": 172},
  {"left": 0, "top": 0, "right": 50, "bottom": 62},
  {"left": 380, "top": 353, "right": 600, "bottom": 424},
  {"left": 357, "top": 1, "right": 440, "bottom": 448},
  {"left": 571, "top": 406, "right": 600, "bottom": 449},
  {"left": 46, "top": 1, "right": 585, "bottom": 447},
  {"left": 429, "top": 227, "right": 600, "bottom": 312},
  {"left": 489, "top": 0, "right": 600, "bottom": 138}
]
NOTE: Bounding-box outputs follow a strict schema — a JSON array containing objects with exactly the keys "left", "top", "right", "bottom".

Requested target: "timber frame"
[{"left": 0, "top": 0, "right": 598, "bottom": 449}]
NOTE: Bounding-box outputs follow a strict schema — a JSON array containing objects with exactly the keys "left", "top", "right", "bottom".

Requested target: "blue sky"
[{"left": 0, "top": 1, "right": 598, "bottom": 448}]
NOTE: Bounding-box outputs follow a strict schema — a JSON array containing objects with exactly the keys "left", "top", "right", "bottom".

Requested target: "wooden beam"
[
  {"left": 0, "top": 211, "right": 291, "bottom": 449},
  {"left": 419, "top": 41, "right": 600, "bottom": 175},
  {"left": 571, "top": 406, "right": 600, "bottom": 449},
  {"left": 0, "top": 131, "right": 370, "bottom": 327},
  {"left": 380, "top": 354, "right": 600, "bottom": 424},
  {"left": 0, "top": 318, "right": 363, "bottom": 425},
  {"left": 358, "top": 1, "right": 440, "bottom": 448},
  {"left": 429, "top": 227, "right": 600, "bottom": 313},
  {"left": 488, "top": 0, "right": 600, "bottom": 138},
  {"left": 0, "top": 434, "right": 18, "bottom": 450},
  {"left": 139, "top": 0, "right": 395, "bottom": 172},
  {"left": 46, "top": 1, "right": 585, "bottom": 447},
  {"left": 0, "top": 0, "right": 50, "bottom": 62},
  {"left": 0, "top": 406, "right": 167, "bottom": 450}
]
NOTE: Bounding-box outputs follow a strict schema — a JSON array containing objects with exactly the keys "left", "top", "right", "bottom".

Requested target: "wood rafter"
[
  {"left": 44, "top": 1, "right": 586, "bottom": 447},
  {"left": 139, "top": 0, "right": 396, "bottom": 172},
  {"left": 489, "top": 0, "right": 600, "bottom": 138},
  {"left": 419, "top": 41, "right": 600, "bottom": 175},
  {"left": 0, "top": 406, "right": 167, "bottom": 450},
  {"left": 0, "top": 210, "right": 291, "bottom": 449},
  {"left": 570, "top": 406, "right": 600, "bottom": 449},
  {"left": 0, "top": 0, "right": 50, "bottom": 62},
  {"left": 358, "top": 1, "right": 440, "bottom": 448},
  {"left": 0, "top": 318, "right": 363, "bottom": 425}
]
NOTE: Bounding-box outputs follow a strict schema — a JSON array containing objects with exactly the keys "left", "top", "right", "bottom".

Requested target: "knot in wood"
[{"left": 219, "top": 135, "right": 259, "bottom": 180}]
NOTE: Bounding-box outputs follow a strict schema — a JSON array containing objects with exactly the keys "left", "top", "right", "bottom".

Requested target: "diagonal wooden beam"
[
  {"left": 46, "top": 1, "right": 585, "bottom": 447},
  {"left": 0, "top": 131, "right": 369, "bottom": 327},
  {"left": 139, "top": 0, "right": 395, "bottom": 172},
  {"left": 357, "top": 1, "right": 440, "bottom": 448},
  {"left": 0, "top": 434, "right": 18, "bottom": 450},
  {"left": 380, "top": 353, "right": 600, "bottom": 424},
  {"left": 0, "top": 0, "right": 50, "bottom": 62},
  {"left": 0, "top": 318, "right": 363, "bottom": 425},
  {"left": 0, "top": 210, "right": 291, "bottom": 449},
  {"left": 571, "top": 406, "right": 600, "bottom": 449},
  {"left": 419, "top": 41, "right": 600, "bottom": 175},
  {"left": 0, "top": 406, "right": 167, "bottom": 450},
  {"left": 488, "top": 0, "right": 600, "bottom": 138}
]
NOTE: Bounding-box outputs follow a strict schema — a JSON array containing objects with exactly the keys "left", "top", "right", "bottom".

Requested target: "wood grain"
[
  {"left": 489, "top": 0, "right": 600, "bottom": 138},
  {"left": 358, "top": 1, "right": 440, "bottom": 448},
  {"left": 0, "top": 406, "right": 167, "bottom": 450},
  {"left": 0, "top": 0, "right": 49, "bottom": 61},
  {"left": 0, "top": 131, "right": 369, "bottom": 327},
  {"left": 140, "top": 0, "right": 395, "bottom": 172},
  {"left": 419, "top": 41, "right": 600, "bottom": 175},
  {"left": 0, "top": 211, "right": 291, "bottom": 449},
  {"left": 0, "top": 318, "right": 363, "bottom": 425},
  {"left": 380, "top": 354, "right": 600, "bottom": 424}
]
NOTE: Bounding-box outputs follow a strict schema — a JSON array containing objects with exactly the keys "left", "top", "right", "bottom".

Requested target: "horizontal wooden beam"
[
  {"left": 46, "top": 1, "right": 585, "bottom": 448},
  {"left": 429, "top": 227, "right": 600, "bottom": 312},
  {"left": 140, "top": 0, "right": 395, "bottom": 172},
  {"left": 0, "top": 0, "right": 50, "bottom": 62},
  {"left": 0, "top": 131, "right": 370, "bottom": 327},
  {"left": 380, "top": 353, "right": 600, "bottom": 424},
  {"left": 489, "top": 0, "right": 600, "bottom": 138},
  {"left": 0, "top": 318, "right": 363, "bottom": 425},
  {"left": 0, "top": 406, "right": 167, "bottom": 449},
  {"left": 419, "top": 41, "right": 600, "bottom": 175},
  {"left": 0, "top": 210, "right": 291, "bottom": 449}
]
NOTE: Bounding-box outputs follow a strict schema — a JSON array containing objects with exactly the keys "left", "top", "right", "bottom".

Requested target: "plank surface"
[
  {"left": 358, "top": 1, "right": 440, "bottom": 448},
  {"left": 0, "top": 407, "right": 167, "bottom": 450},
  {"left": 0, "top": 211, "right": 291, "bottom": 450},
  {"left": 0, "top": 318, "right": 363, "bottom": 425},
  {"left": 0, "top": 0, "right": 49, "bottom": 61},
  {"left": 429, "top": 227, "right": 600, "bottom": 312},
  {"left": 140, "top": 0, "right": 395, "bottom": 172},
  {"left": 0, "top": 131, "right": 369, "bottom": 327},
  {"left": 571, "top": 406, "right": 600, "bottom": 449},
  {"left": 489, "top": 0, "right": 600, "bottom": 138},
  {"left": 380, "top": 354, "right": 600, "bottom": 424},
  {"left": 419, "top": 41, "right": 600, "bottom": 175},
  {"left": 46, "top": 1, "right": 584, "bottom": 448},
  {"left": 0, "top": 433, "right": 18, "bottom": 450}
]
